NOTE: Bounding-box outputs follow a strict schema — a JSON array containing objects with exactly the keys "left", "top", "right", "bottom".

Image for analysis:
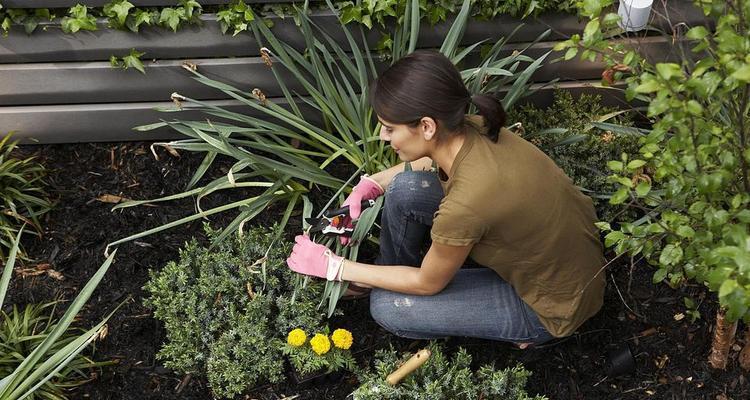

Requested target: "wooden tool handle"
[{"left": 386, "top": 349, "right": 431, "bottom": 386}]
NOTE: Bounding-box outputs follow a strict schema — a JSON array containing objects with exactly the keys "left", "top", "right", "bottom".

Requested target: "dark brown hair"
[{"left": 370, "top": 50, "right": 506, "bottom": 141}]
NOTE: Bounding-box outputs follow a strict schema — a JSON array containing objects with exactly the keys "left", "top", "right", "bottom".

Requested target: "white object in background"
[{"left": 618, "top": 0, "right": 654, "bottom": 32}]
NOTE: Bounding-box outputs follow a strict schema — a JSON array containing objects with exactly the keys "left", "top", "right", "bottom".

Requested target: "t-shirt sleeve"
[{"left": 431, "top": 196, "right": 487, "bottom": 246}]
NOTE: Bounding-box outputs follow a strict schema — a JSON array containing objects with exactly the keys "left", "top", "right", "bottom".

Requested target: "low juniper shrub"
[{"left": 143, "top": 224, "right": 334, "bottom": 398}]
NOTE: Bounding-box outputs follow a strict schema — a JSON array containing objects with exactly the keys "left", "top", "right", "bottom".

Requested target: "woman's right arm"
[{"left": 368, "top": 156, "right": 434, "bottom": 190}]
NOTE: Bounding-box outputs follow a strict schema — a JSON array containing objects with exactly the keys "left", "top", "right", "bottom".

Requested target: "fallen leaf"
[
  {"left": 658, "top": 376, "right": 668, "bottom": 384},
  {"left": 161, "top": 144, "right": 180, "bottom": 158},
  {"left": 674, "top": 313, "right": 685, "bottom": 321},
  {"left": 655, "top": 354, "right": 669, "bottom": 369},
  {"left": 46, "top": 269, "right": 65, "bottom": 280},
  {"left": 640, "top": 327, "right": 658, "bottom": 337},
  {"left": 14, "top": 263, "right": 52, "bottom": 277},
  {"left": 96, "top": 194, "right": 130, "bottom": 204}
]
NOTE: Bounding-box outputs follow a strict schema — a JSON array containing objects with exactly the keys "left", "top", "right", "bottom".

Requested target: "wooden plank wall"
[{"left": 0, "top": 1, "right": 705, "bottom": 143}]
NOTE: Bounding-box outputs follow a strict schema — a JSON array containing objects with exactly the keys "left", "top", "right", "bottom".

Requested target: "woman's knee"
[
  {"left": 384, "top": 171, "right": 442, "bottom": 216},
  {"left": 369, "top": 289, "right": 407, "bottom": 334}
]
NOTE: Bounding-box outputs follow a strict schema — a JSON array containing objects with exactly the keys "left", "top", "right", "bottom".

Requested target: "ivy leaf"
[
  {"left": 1, "top": 17, "right": 11, "bottom": 33},
  {"left": 61, "top": 4, "right": 98, "bottom": 33},
  {"left": 181, "top": 0, "right": 202, "bottom": 17},
  {"left": 127, "top": 9, "right": 155, "bottom": 32},
  {"left": 105, "top": 0, "right": 134, "bottom": 26},
  {"left": 160, "top": 8, "right": 183, "bottom": 32},
  {"left": 23, "top": 17, "right": 39, "bottom": 34},
  {"left": 122, "top": 49, "right": 146, "bottom": 74}
]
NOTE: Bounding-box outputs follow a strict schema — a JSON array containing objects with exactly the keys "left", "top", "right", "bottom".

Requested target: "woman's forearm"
[
  {"left": 341, "top": 259, "right": 439, "bottom": 296},
  {"left": 368, "top": 157, "right": 433, "bottom": 191}
]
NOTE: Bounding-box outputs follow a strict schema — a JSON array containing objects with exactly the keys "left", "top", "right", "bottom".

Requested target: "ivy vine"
[{"left": 0, "top": 0, "right": 574, "bottom": 73}]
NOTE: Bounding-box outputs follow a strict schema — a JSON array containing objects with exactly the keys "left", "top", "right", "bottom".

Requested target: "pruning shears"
[{"left": 304, "top": 199, "right": 375, "bottom": 236}]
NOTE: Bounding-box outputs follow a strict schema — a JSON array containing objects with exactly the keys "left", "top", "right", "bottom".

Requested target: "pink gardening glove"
[
  {"left": 287, "top": 235, "right": 345, "bottom": 281},
  {"left": 340, "top": 175, "right": 384, "bottom": 245}
]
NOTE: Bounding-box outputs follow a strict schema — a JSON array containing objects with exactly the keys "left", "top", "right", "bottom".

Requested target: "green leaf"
[
  {"left": 159, "top": 8, "right": 183, "bottom": 32},
  {"left": 731, "top": 64, "right": 750, "bottom": 82},
  {"left": 122, "top": 49, "right": 146, "bottom": 74},
  {"left": 635, "top": 78, "right": 660, "bottom": 93},
  {"left": 653, "top": 267, "right": 668, "bottom": 283},
  {"left": 659, "top": 244, "right": 683, "bottom": 266},
  {"left": 656, "top": 63, "right": 682, "bottom": 80},
  {"left": 107, "top": 0, "right": 134, "bottom": 26},
  {"left": 604, "top": 230, "right": 625, "bottom": 247},
  {"left": 676, "top": 225, "right": 695, "bottom": 238},
  {"left": 607, "top": 161, "right": 623, "bottom": 171},
  {"left": 635, "top": 181, "right": 651, "bottom": 197},
  {"left": 626, "top": 159, "right": 646, "bottom": 170},
  {"left": 609, "top": 187, "right": 629, "bottom": 204},
  {"left": 719, "top": 280, "right": 738, "bottom": 298},
  {"left": 564, "top": 47, "right": 578, "bottom": 60},
  {"left": 686, "top": 26, "right": 709, "bottom": 40}
]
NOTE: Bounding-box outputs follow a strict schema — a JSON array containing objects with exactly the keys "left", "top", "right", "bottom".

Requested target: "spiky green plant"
[
  {"left": 108, "top": 0, "right": 550, "bottom": 252},
  {"left": 0, "top": 229, "right": 120, "bottom": 400},
  {"left": 0, "top": 134, "right": 52, "bottom": 260}
]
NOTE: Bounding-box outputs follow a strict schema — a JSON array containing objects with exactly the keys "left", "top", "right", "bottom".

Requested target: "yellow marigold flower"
[
  {"left": 287, "top": 328, "right": 307, "bottom": 347},
  {"left": 331, "top": 328, "right": 353, "bottom": 350},
  {"left": 309, "top": 333, "right": 331, "bottom": 355}
]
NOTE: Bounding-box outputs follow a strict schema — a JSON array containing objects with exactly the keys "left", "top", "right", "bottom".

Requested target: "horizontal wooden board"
[
  {"left": 0, "top": 1, "right": 705, "bottom": 63},
  {"left": 0, "top": 36, "right": 680, "bottom": 106},
  {"left": 4, "top": 80, "right": 629, "bottom": 144}
]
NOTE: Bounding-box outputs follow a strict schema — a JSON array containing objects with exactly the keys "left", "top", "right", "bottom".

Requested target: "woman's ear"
[{"left": 420, "top": 117, "right": 437, "bottom": 141}]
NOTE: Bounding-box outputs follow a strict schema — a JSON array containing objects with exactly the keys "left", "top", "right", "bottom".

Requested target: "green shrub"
[
  {"left": 508, "top": 90, "right": 640, "bottom": 221},
  {"left": 144, "top": 224, "right": 341, "bottom": 398},
  {"left": 0, "top": 134, "right": 52, "bottom": 260},
  {"left": 353, "top": 343, "right": 547, "bottom": 400},
  {"left": 560, "top": 0, "right": 750, "bottom": 327},
  {"left": 0, "top": 303, "right": 114, "bottom": 400}
]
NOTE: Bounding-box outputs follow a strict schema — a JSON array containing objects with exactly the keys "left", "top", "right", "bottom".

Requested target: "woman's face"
[{"left": 377, "top": 116, "right": 435, "bottom": 161}]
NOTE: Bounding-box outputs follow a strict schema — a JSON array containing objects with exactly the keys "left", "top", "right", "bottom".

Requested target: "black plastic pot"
[{"left": 605, "top": 342, "right": 636, "bottom": 378}]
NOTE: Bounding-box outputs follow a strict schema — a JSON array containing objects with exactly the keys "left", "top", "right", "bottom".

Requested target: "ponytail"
[{"left": 470, "top": 93, "right": 506, "bottom": 142}]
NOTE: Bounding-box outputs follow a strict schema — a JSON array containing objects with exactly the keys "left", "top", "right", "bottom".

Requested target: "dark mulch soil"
[{"left": 7, "top": 142, "right": 749, "bottom": 400}]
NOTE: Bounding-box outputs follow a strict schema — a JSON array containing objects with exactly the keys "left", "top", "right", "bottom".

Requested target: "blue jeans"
[{"left": 370, "top": 171, "right": 555, "bottom": 344}]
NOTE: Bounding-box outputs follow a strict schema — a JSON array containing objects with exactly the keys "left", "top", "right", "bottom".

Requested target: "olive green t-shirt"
[{"left": 430, "top": 118, "right": 606, "bottom": 337}]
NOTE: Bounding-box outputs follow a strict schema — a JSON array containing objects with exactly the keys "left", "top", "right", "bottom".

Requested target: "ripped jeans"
[{"left": 369, "top": 170, "right": 555, "bottom": 344}]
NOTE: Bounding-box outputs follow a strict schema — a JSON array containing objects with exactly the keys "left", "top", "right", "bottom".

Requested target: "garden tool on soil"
[
  {"left": 305, "top": 199, "right": 375, "bottom": 236},
  {"left": 386, "top": 348, "right": 431, "bottom": 386}
]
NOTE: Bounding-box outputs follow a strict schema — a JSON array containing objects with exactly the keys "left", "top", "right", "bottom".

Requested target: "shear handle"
[{"left": 323, "top": 199, "right": 375, "bottom": 218}]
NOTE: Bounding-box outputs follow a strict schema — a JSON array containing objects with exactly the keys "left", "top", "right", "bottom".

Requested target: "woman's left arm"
[{"left": 341, "top": 242, "right": 472, "bottom": 295}]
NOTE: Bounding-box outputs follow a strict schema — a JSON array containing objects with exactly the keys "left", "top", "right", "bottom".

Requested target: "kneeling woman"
[{"left": 286, "top": 50, "right": 605, "bottom": 347}]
